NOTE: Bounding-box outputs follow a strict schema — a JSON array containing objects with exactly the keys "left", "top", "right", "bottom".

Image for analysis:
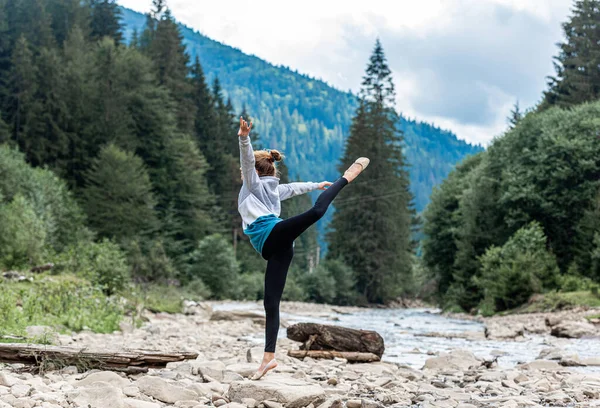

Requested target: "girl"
[{"left": 237, "top": 117, "right": 369, "bottom": 380}]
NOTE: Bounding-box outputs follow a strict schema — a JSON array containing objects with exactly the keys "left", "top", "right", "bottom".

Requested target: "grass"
[
  {"left": 0, "top": 273, "right": 124, "bottom": 341},
  {"left": 516, "top": 290, "right": 600, "bottom": 313},
  {"left": 125, "top": 283, "right": 207, "bottom": 314}
]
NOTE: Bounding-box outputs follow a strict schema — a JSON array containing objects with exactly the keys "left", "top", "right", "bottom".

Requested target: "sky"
[{"left": 119, "top": 0, "right": 572, "bottom": 146}]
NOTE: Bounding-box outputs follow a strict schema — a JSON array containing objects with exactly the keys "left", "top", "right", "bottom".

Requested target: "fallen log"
[
  {"left": 286, "top": 322, "right": 385, "bottom": 358},
  {"left": 288, "top": 350, "right": 380, "bottom": 362},
  {"left": 0, "top": 344, "right": 198, "bottom": 373},
  {"left": 30, "top": 263, "right": 54, "bottom": 273}
]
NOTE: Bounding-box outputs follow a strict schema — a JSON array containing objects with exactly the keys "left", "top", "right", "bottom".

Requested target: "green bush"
[
  {"left": 301, "top": 265, "right": 336, "bottom": 304},
  {"left": 0, "top": 194, "right": 48, "bottom": 269},
  {"left": 232, "top": 272, "right": 264, "bottom": 301},
  {"left": 185, "top": 279, "right": 212, "bottom": 300},
  {"left": 55, "top": 239, "right": 130, "bottom": 295},
  {"left": 187, "top": 234, "right": 239, "bottom": 299},
  {"left": 321, "top": 259, "right": 358, "bottom": 305},
  {"left": 127, "top": 239, "right": 177, "bottom": 282},
  {"left": 0, "top": 275, "right": 124, "bottom": 336},
  {"left": 0, "top": 146, "right": 90, "bottom": 252},
  {"left": 476, "top": 222, "right": 560, "bottom": 315}
]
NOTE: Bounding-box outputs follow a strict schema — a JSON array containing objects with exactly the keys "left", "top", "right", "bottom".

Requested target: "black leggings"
[{"left": 260, "top": 177, "right": 348, "bottom": 352}]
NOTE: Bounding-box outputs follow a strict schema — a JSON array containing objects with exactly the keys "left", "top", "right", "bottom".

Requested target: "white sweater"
[{"left": 238, "top": 136, "right": 319, "bottom": 230}]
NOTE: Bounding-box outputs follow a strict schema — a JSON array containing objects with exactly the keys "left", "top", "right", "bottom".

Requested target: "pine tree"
[
  {"left": 507, "top": 101, "right": 522, "bottom": 129},
  {"left": 327, "top": 39, "right": 414, "bottom": 304},
  {"left": 46, "top": 0, "right": 90, "bottom": 45},
  {"left": 0, "top": 112, "right": 9, "bottom": 143},
  {"left": 5, "top": 35, "right": 38, "bottom": 149},
  {"left": 543, "top": 0, "right": 600, "bottom": 108},
  {"left": 141, "top": 4, "right": 194, "bottom": 133},
  {"left": 82, "top": 144, "right": 159, "bottom": 242},
  {"left": 25, "top": 47, "right": 70, "bottom": 169},
  {"left": 191, "top": 56, "right": 215, "bottom": 153},
  {"left": 90, "top": 0, "right": 123, "bottom": 44}
]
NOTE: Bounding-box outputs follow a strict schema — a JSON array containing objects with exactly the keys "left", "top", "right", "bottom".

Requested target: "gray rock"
[
  {"left": 123, "top": 385, "right": 140, "bottom": 397},
  {"left": 124, "top": 399, "right": 161, "bottom": 408},
  {"left": 423, "top": 350, "right": 481, "bottom": 372},
  {"left": 223, "top": 371, "right": 244, "bottom": 383},
  {"left": 241, "top": 398, "right": 257, "bottom": 408},
  {"left": 119, "top": 321, "right": 135, "bottom": 334},
  {"left": 228, "top": 376, "right": 325, "bottom": 408},
  {"left": 11, "top": 384, "right": 31, "bottom": 398},
  {"left": 25, "top": 326, "right": 58, "bottom": 342},
  {"left": 68, "top": 383, "right": 126, "bottom": 408},
  {"left": 0, "top": 373, "right": 16, "bottom": 387},
  {"left": 135, "top": 376, "right": 198, "bottom": 404},
  {"left": 263, "top": 401, "right": 283, "bottom": 408},
  {"left": 551, "top": 320, "right": 598, "bottom": 338},
  {"left": 194, "top": 360, "right": 226, "bottom": 381},
  {"left": 182, "top": 300, "right": 213, "bottom": 318},
  {"left": 214, "top": 399, "right": 227, "bottom": 407},
  {"left": 226, "top": 363, "right": 257, "bottom": 378},
  {"left": 360, "top": 400, "right": 384, "bottom": 408},
  {"left": 484, "top": 323, "right": 524, "bottom": 340},
  {"left": 346, "top": 400, "right": 361, "bottom": 408},
  {"left": 75, "top": 371, "right": 130, "bottom": 389},
  {"left": 519, "top": 360, "right": 561, "bottom": 371}
]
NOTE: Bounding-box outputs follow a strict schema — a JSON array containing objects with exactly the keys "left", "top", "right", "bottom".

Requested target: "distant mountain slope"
[{"left": 121, "top": 7, "right": 482, "bottom": 213}]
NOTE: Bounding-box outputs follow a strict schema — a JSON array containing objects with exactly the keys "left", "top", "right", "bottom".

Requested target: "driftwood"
[
  {"left": 0, "top": 344, "right": 198, "bottom": 373},
  {"left": 288, "top": 350, "right": 380, "bottom": 362},
  {"left": 30, "top": 263, "right": 54, "bottom": 273},
  {"left": 287, "top": 322, "right": 385, "bottom": 358}
]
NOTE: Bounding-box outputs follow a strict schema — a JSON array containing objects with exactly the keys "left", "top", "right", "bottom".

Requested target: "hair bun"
[{"left": 270, "top": 150, "right": 283, "bottom": 162}]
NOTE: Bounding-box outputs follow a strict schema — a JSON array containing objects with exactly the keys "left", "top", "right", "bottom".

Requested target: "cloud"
[{"left": 118, "top": 0, "right": 572, "bottom": 145}]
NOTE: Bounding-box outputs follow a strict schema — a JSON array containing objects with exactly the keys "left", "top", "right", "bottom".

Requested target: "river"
[{"left": 213, "top": 302, "right": 600, "bottom": 373}]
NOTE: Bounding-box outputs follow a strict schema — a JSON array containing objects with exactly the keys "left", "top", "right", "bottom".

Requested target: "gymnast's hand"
[
  {"left": 318, "top": 182, "right": 333, "bottom": 190},
  {"left": 238, "top": 116, "right": 252, "bottom": 137}
]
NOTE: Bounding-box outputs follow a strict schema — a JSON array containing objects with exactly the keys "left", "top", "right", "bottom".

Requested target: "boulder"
[
  {"left": 75, "top": 371, "right": 130, "bottom": 389},
  {"left": 0, "top": 373, "right": 16, "bottom": 387},
  {"left": 423, "top": 350, "right": 481, "bottom": 372},
  {"left": 226, "top": 363, "right": 257, "bottom": 378},
  {"left": 484, "top": 323, "right": 524, "bottom": 340},
  {"left": 228, "top": 375, "right": 325, "bottom": 408},
  {"left": 135, "top": 376, "right": 198, "bottom": 404},
  {"left": 25, "top": 326, "right": 58, "bottom": 343},
  {"left": 68, "top": 383, "right": 126, "bottom": 408},
  {"left": 183, "top": 301, "right": 213, "bottom": 319},
  {"left": 519, "top": 360, "right": 561, "bottom": 371},
  {"left": 550, "top": 320, "right": 597, "bottom": 338},
  {"left": 193, "top": 360, "right": 226, "bottom": 381}
]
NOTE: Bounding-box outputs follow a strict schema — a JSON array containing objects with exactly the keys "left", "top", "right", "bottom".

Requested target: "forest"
[
  {"left": 0, "top": 0, "right": 422, "bottom": 335},
  {"left": 422, "top": 0, "right": 600, "bottom": 315},
  {"left": 1, "top": 0, "right": 599, "bottom": 340}
]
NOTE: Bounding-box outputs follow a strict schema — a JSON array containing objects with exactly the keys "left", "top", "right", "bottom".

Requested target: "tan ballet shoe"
[
  {"left": 343, "top": 157, "right": 370, "bottom": 182},
  {"left": 250, "top": 359, "right": 278, "bottom": 380}
]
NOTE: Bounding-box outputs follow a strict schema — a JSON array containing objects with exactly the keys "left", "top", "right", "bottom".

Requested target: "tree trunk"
[
  {"left": 288, "top": 350, "right": 380, "bottom": 362},
  {"left": 0, "top": 344, "right": 198, "bottom": 373},
  {"left": 286, "top": 323, "right": 384, "bottom": 358}
]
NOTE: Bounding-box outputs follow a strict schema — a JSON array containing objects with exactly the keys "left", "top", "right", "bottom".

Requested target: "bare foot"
[
  {"left": 343, "top": 158, "right": 370, "bottom": 182},
  {"left": 251, "top": 355, "right": 278, "bottom": 380}
]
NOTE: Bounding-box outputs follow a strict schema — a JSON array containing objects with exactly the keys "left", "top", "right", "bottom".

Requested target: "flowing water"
[{"left": 212, "top": 302, "right": 600, "bottom": 373}]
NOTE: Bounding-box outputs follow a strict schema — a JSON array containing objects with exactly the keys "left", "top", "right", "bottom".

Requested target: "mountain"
[{"left": 121, "top": 7, "right": 482, "bottom": 215}]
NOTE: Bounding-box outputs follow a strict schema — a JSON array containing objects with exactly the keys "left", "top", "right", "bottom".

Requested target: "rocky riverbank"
[{"left": 0, "top": 301, "right": 599, "bottom": 408}]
